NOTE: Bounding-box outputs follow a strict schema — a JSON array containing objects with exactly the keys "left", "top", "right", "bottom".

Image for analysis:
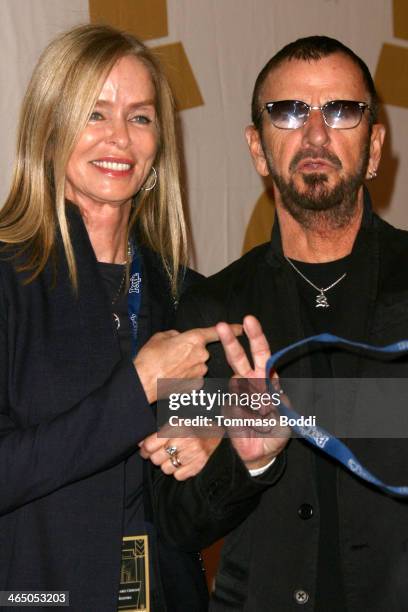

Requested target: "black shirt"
[
  {"left": 97, "top": 261, "right": 157, "bottom": 598},
  {"left": 288, "top": 255, "right": 350, "bottom": 612}
]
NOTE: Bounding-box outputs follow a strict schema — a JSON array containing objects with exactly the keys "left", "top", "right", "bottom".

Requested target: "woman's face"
[{"left": 65, "top": 55, "right": 158, "bottom": 210}]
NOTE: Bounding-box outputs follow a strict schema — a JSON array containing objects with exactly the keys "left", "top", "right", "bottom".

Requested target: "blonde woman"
[{"left": 0, "top": 24, "right": 225, "bottom": 611}]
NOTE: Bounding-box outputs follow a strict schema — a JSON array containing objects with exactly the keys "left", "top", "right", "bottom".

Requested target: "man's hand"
[
  {"left": 216, "top": 315, "right": 290, "bottom": 470},
  {"left": 134, "top": 325, "right": 241, "bottom": 404}
]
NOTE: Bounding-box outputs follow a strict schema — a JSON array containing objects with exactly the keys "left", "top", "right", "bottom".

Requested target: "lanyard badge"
[{"left": 266, "top": 333, "right": 408, "bottom": 497}]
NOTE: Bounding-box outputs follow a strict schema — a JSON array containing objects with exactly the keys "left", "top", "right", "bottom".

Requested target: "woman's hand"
[
  {"left": 216, "top": 315, "right": 290, "bottom": 470},
  {"left": 135, "top": 327, "right": 215, "bottom": 404},
  {"left": 139, "top": 430, "right": 221, "bottom": 480},
  {"left": 134, "top": 325, "right": 242, "bottom": 404}
]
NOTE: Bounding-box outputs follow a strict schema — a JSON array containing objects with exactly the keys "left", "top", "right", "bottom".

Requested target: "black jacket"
[
  {"left": 177, "top": 203, "right": 408, "bottom": 612},
  {"left": 0, "top": 207, "right": 286, "bottom": 611},
  {"left": 0, "top": 205, "right": 208, "bottom": 612}
]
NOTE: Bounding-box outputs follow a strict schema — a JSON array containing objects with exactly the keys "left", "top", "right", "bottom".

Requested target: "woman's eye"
[
  {"left": 131, "top": 114, "right": 153, "bottom": 125},
  {"left": 89, "top": 111, "right": 104, "bottom": 121}
]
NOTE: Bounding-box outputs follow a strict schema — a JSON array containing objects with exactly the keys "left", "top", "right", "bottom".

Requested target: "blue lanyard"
[
  {"left": 266, "top": 334, "right": 408, "bottom": 497},
  {"left": 127, "top": 243, "right": 142, "bottom": 358}
]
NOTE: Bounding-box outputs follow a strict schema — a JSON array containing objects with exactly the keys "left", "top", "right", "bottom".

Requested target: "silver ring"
[
  {"left": 165, "top": 445, "right": 178, "bottom": 456},
  {"left": 170, "top": 453, "right": 182, "bottom": 468}
]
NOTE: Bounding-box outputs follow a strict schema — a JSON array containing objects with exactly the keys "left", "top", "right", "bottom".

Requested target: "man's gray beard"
[{"left": 265, "top": 143, "right": 370, "bottom": 231}]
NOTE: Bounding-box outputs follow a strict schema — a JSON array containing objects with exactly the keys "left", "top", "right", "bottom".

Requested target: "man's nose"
[{"left": 301, "top": 108, "right": 330, "bottom": 148}]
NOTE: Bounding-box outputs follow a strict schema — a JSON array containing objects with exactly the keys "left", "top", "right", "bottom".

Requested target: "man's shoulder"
[
  {"left": 182, "top": 242, "right": 271, "bottom": 301},
  {"left": 373, "top": 214, "right": 408, "bottom": 261},
  {"left": 374, "top": 213, "right": 408, "bottom": 243},
  {"left": 367, "top": 214, "right": 408, "bottom": 297},
  {"left": 176, "top": 242, "right": 271, "bottom": 330}
]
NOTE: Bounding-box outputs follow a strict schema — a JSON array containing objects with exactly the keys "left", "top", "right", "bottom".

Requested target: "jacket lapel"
[
  {"left": 330, "top": 218, "right": 379, "bottom": 379},
  {"left": 137, "top": 247, "right": 174, "bottom": 350},
  {"left": 65, "top": 205, "right": 122, "bottom": 378}
]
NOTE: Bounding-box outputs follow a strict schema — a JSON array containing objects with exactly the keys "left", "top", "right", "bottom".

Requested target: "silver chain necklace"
[{"left": 284, "top": 255, "right": 347, "bottom": 309}]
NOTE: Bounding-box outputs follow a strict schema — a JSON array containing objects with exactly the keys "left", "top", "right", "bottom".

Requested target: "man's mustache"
[{"left": 289, "top": 149, "right": 342, "bottom": 172}]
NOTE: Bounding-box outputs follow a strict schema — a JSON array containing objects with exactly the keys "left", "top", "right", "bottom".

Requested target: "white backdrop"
[{"left": 0, "top": 0, "right": 406, "bottom": 276}]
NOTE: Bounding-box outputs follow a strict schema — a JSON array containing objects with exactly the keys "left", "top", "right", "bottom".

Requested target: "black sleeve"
[
  {"left": 152, "top": 438, "right": 285, "bottom": 551},
  {"left": 0, "top": 275, "right": 156, "bottom": 515},
  {"left": 176, "top": 285, "right": 235, "bottom": 377},
  {"left": 151, "top": 284, "right": 286, "bottom": 551}
]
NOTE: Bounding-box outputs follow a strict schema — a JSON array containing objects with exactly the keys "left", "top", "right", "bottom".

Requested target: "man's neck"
[{"left": 276, "top": 193, "right": 364, "bottom": 263}]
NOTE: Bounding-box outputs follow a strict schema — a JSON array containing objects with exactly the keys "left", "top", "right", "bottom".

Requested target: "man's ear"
[
  {"left": 366, "top": 122, "right": 386, "bottom": 179},
  {"left": 245, "top": 125, "right": 269, "bottom": 177}
]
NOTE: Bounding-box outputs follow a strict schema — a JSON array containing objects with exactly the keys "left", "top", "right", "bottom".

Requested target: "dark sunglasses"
[{"left": 260, "top": 99, "right": 371, "bottom": 130}]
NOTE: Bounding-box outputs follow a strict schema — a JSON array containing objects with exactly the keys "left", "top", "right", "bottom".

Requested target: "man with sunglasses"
[{"left": 175, "top": 36, "right": 408, "bottom": 611}]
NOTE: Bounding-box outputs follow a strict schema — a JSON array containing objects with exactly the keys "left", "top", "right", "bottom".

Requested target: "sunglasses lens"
[
  {"left": 323, "top": 101, "right": 364, "bottom": 128},
  {"left": 264, "top": 100, "right": 367, "bottom": 129},
  {"left": 266, "top": 101, "right": 309, "bottom": 129}
]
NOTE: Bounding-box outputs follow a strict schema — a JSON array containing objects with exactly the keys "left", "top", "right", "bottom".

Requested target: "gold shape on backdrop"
[
  {"left": 375, "top": 43, "right": 408, "bottom": 108},
  {"left": 151, "top": 43, "right": 204, "bottom": 110},
  {"left": 242, "top": 190, "right": 275, "bottom": 254},
  {"left": 393, "top": 0, "right": 408, "bottom": 40},
  {"left": 88, "top": 0, "right": 203, "bottom": 111},
  {"left": 89, "top": 0, "right": 168, "bottom": 41}
]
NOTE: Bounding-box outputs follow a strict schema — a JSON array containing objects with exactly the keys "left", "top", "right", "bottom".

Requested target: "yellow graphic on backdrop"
[
  {"left": 375, "top": 43, "right": 408, "bottom": 108},
  {"left": 89, "top": 0, "right": 168, "bottom": 40},
  {"left": 153, "top": 43, "right": 204, "bottom": 109},
  {"left": 375, "top": 0, "right": 408, "bottom": 109},
  {"left": 89, "top": 0, "right": 203, "bottom": 111},
  {"left": 393, "top": 0, "right": 408, "bottom": 40},
  {"left": 242, "top": 191, "right": 275, "bottom": 254}
]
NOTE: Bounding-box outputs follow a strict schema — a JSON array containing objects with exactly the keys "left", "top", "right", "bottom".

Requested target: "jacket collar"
[
  {"left": 64, "top": 202, "right": 174, "bottom": 352},
  {"left": 63, "top": 202, "right": 123, "bottom": 372}
]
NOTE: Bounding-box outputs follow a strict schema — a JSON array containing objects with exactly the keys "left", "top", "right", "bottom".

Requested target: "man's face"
[{"left": 246, "top": 53, "right": 385, "bottom": 227}]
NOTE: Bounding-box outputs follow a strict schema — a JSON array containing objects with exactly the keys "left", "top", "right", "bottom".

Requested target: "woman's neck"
[{"left": 77, "top": 201, "right": 131, "bottom": 263}]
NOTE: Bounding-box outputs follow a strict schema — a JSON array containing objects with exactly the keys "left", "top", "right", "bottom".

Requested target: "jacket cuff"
[{"left": 197, "top": 438, "right": 286, "bottom": 511}]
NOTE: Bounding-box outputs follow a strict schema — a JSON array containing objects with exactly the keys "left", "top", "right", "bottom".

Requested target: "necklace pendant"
[
  {"left": 113, "top": 313, "right": 120, "bottom": 329},
  {"left": 316, "top": 291, "right": 329, "bottom": 308}
]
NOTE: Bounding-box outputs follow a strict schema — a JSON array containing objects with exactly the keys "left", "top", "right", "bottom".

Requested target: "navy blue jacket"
[
  {"left": 0, "top": 206, "right": 286, "bottom": 611},
  {"left": 0, "top": 206, "right": 207, "bottom": 612}
]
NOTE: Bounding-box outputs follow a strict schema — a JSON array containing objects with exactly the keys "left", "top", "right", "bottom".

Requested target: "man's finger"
[
  {"left": 216, "top": 322, "right": 252, "bottom": 376},
  {"left": 243, "top": 315, "right": 271, "bottom": 372}
]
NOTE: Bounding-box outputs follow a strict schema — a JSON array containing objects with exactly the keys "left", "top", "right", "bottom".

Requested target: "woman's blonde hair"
[{"left": 0, "top": 24, "right": 187, "bottom": 295}]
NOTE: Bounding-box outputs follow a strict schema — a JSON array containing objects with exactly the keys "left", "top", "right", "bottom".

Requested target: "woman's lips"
[{"left": 90, "top": 158, "right": 134, "bottom": 176}]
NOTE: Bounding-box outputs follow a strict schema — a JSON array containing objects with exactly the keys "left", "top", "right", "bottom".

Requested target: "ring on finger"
[
  {"left": 165, "top": 445, "right": 178, "bottom": 456},
  {"left": 170, "top": 453, "right": 182, "bottom": 468}
]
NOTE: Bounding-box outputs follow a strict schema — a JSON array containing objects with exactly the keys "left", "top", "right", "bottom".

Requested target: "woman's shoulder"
[
  {"left": 0, "top": 247, "right": 19, "bottom": 280},
  {"left": 0, "top": 248, "right": 18, "bottom": 310},
  {"left": 179, "top": 267, "right": 204, "bottom": 295}
]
